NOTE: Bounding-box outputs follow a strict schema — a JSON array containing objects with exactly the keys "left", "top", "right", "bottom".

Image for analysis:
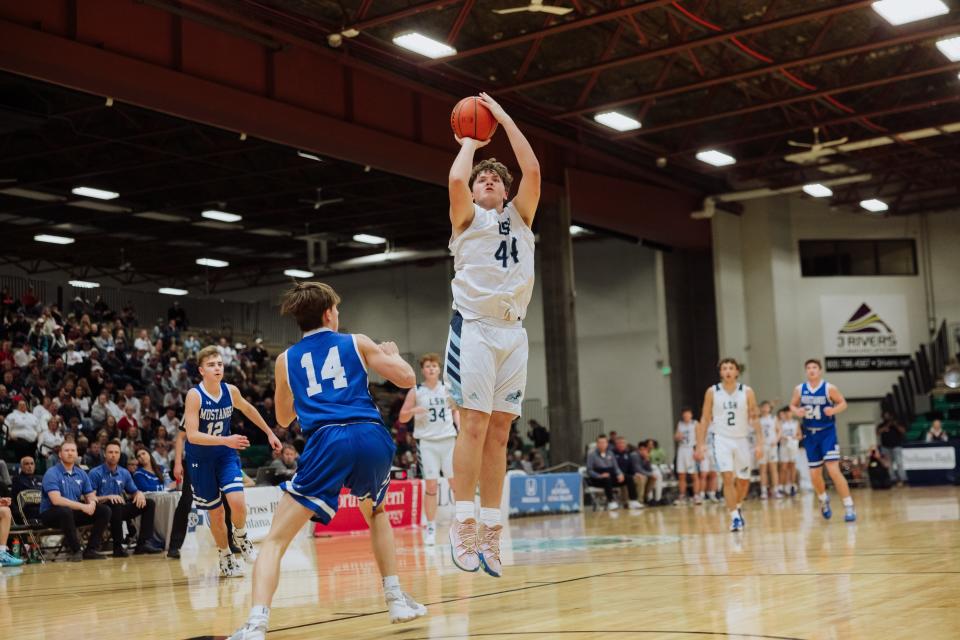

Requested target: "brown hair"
[
  {"left": 280, "top": 282, "right": 341, "bottom": 331},
  {"left": 197, "top": 345, "right": 221, "bottom": 366},
  {"left": 804, "top": 358, "right": 822, "bottom": 369},
  {"left": 717, "top": 357, "right": 741, "bottom": 371},
  {"left": 106, "top": 439, "right": 121, "bottom": 451},
  {"left": 470, "top": 158, "right": 513, "bottom": 192},
  {"left": 419, "top": 353, "right": 441, "bottom": 368}
]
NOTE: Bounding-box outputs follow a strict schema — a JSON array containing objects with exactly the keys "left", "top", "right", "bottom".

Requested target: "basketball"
[{"left": 451, "top": 96, "right": 498, "bottom": 141}]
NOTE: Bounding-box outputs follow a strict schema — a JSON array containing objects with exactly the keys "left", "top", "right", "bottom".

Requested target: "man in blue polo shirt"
[
  {"left": 89, "top": 440, "right": 163, "bottom": 557},
  {"left": 39, "top": 440, "right": 111, "bottom": 561}
]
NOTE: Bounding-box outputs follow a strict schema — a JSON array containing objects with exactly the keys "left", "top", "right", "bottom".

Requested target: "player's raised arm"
[
  {"left": 356, "top": 335, "right": 416, "bottom": 388},
  {"left": 184, "top": 389, "right": 248, "bottom": 449},
  {"left": 695, "top": 387, "right": 714, "bottom": 459},
  {"left": 478, "top": 92, "right": 540, "bottom": 226},
  {"left": 274, "top": 351, "right": 296, "bottom": 428},
  {"left": 826, "top": 384, "right": 848, "bottom": 417},
  {"left": 229, "top": 385, "right": 282, "bottom": 452},
  {"left": 449, "top": 137, "right": 487, "bottom": 235}
]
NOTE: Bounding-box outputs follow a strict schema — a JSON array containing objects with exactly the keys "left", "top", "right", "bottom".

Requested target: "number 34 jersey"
[
  {"left": 712, "top": 382, "right": 752, "bottom": 439},
  {"left": 450, "top": 201, "right": 535, "bottom": 322},
  {"left": 413, "top": 382, "right": 457, "bottom": 441},
  {"left": 285, "top": 328, "right": 384, "bottom": 436}
]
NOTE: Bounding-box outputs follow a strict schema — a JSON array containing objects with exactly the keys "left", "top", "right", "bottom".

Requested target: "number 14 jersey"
[
  {"left": 450, "top": 201, "right": 535, "bottom": 322},
  {"left": 712, "top": 382, "right": 751, "bottom": 439},
  {"left": 285, "top": 328, "right": 384, "bottom": 436}
]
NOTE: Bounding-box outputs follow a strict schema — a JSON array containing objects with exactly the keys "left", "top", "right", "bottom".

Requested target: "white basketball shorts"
[
  {"left": 676, "top": 446, "right": 697, "bottom": 474},
  {"left": 418, "top": 436, "right": 456, "bottom": 480},
  {"left": 783, "top": 439, "right": 800, "bottom": 461},
  {"left": 760, "top": 444, "right": 780, "bottom": 464},
  {"left": 445, "top": 311, "right": 528, "bottom": 415},
  {"left": 712, "top": 433, "right": 752, "bottom": 480}
]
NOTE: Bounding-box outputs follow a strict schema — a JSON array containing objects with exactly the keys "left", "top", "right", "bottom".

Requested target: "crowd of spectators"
[{"left": 584, "top": 433, "right": 667, "bottom": 510}]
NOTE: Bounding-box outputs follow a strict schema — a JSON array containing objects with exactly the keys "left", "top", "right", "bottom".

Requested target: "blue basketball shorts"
[
  {"left": 187, "top": 451, "right": 244, "bottom": 510},
  {"left": 802, "top": 427, "right": 840, "bottom": 468}
]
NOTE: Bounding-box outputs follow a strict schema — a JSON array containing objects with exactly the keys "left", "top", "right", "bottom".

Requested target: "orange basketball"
[{"left": 450, "top": 96, "right": 498, "bottom": 141}]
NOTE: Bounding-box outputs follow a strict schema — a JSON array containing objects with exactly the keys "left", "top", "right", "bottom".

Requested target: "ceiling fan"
[
  {"left": 299, "top": 188, "right": 344, "bottom": 210},
  {"left": 493, "top": 0, "right": 573, "bottom": 16},
  {"left": 784, "top": 126, "right": 849, "bottom": 164}
]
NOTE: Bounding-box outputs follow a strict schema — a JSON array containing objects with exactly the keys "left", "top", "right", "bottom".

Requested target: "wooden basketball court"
[{"left": 3, "top": 487, "right": 958, "bottom": 640}]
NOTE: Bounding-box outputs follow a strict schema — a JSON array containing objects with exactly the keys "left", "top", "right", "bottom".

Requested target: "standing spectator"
[
  {"left": 20, "top": 286, "right": 40, "bottom": 315},
  {"left": 88, "top": 441, "right": 162, "bottom": 556},
  {"left": 926, "top": 419, "right": 949, "bottom": 443},
  {"left": 611, "top": 436, "right": 643, "bottom": 509},
  {"left": 585, "top": 434, "right": 625, "bottom": 510},
  {"left": 249, "top": 338, "right": 268, "bottom": 370},
  {"left": 38, "top": 440, "right": 110, "bottom": 561},
  {"left": 527, "top": 419, "right": 550, "bottom": 449},
  {"left": 168, "top": 300, "right": 188, "bottom": 329},
  {"left": 877, "top": 412, "right": 907, "bottom": 486},
  {"left": 5, "top": 399, "right": 41, "bottom": 460}
]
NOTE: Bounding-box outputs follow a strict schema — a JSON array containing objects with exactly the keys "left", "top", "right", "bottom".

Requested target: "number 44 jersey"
[{"left": 285, "top": 328, "right": 385, "bottom": 436}]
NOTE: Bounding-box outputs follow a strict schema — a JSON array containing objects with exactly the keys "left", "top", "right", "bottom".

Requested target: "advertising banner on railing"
[{"left": 508, "top": 473, "right": 581, "bottom": 516}]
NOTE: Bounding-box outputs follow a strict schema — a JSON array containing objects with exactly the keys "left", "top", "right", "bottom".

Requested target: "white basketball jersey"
[
  {"left": 450, "top": 202, "right": 535, "bottom": 322},
  {"left": 781, "top": 419, "right": 799, "bottom": 439},
  {"left": 676, "top": 420, "right": 697, "bottom": 449},
  {"left": 413, "top": 382, "right": 457, "bottom": 441},
  {"left": 760, "top": 415, "right": 778, "bottom": 444},
  {"left": 712, "top": 382, "right": 750, "bottom": 439}
]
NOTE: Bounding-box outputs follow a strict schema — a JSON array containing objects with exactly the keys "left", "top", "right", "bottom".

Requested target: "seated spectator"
[
  {"left": 152, "top": 440, "right": 172, "bottom": 470},
  {"left": 5, "top": 399, "right": 41, "bottom": 460},
  {"left": 611, "top": 436, "right": 643, "bottom": 509},
  {"left": 926, "top": 419, "right": 949, "bottom": 443},
  {"left": 133, "top": 447, "right": 173, "bottom": 492},
  {"left": 266, "top": 444, "right": 298, "bottom": 484},
  {"left": 586, "top": 434, "right": 627, "bottom": 510},
  {"left": 183, "top": 333, "right": 200, "bottom": 357},
  {"left": 646, "top": 439, "right": 667, "bottom": 465},
  {"left": 83, "top": 440, "right": 105, "bottom": 468},
  {"left": 37, "top": 417, "right": 65, "bottom": 459},
  {"left": 867, "top": 446, "right": 892, "bottom": 489},
  {"left": 0, "top": 496, "right": 24, "bottom": 566},
  {"left": 93, "top": 327, "right": 114, "bottom": 353},
  {"left": 134, "top": 329, "right": 153, "bottom": 354},
  {"left": 508, "top": 450, "right": 530, "bottom": 473},
  {"left": 11, "top": 456, "right": 42, "bottom": 522},
  {"left": 88, "top": 441, "right": 162, "bottom": 556},
  {"left": 121, "top": 384, "right": 141, "bottom": 421},
  {"left": 159, "top": 406, "right": 180, "bottom": 432},
  {"left": 39, "top": 440, "right": 110, "bottom": 561},
  {"left": 120, "top": 425, "right": 140, "bottom": 460},
  {"left": 631, "top": 441, "right": 663, "bottom": 505},
  {"left": 0, "top": 384, "right": 13, "bottom": 416}
]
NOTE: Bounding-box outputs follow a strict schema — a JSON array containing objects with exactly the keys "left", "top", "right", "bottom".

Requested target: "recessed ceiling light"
[
  {"left": 860, "top": 198, "right": 889, "bottom": 212},
  {"left": 201, "top": 209, "right": 242, "bottom": 223},
  {"left": 392, "top": 32, "right": 457, "bottom": 59},
  {"left": 284, "top": 268, "right": 315, "bottom": 278},
  {"left": 802, "top": 183, "right": 834, "bottom": 198},
  {"left": 593, "top": 111, "right": 641, "bottom": 132},
  {"left": 296, "top": 151, "right": 323, "bottom": 162},
  {"left": 68, "top": 280, "right": 100, "bottom": 288},
  {"left": 34, "top": 234, "right": 75, "bottom": 245},
  {"left": 71, "top": 186, "right": 119, "bottom": 200},
  {"left": 871, "top": 0, "right": 948, "bottom": 26},
  {"left": 353, "top": 233, "right": 386, "bottom": 245},
  {"left": 936, "top": 35, "right": 960, "bottom": 61},
  {"left": 696, "top": 150, "right": 737, "bottom": 167},
  {"left": 158, "top": 287, "right": 188, "bottom": 296},
  {"left": 196, "top": 258, "right": 229, "bottom": 268}
]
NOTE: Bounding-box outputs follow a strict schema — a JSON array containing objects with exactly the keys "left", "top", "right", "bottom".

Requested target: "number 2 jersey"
[
  {"left": 185, "top": 381, "right": 235, "bottom": 460},
  {"left": 797, "top": 380, "right": 836, "bottom": 430},
  {"left": 450, "top": 201, "right": 535, "bottom": 322},
  {"left": 711, "top": 382, "right": 751, "bottom": 439},
  {"left": 413, "top": 382, "right": 457, "bottom": 441},
  {"left": 285, "top": 328, "right": 383, "bottom": 436}
]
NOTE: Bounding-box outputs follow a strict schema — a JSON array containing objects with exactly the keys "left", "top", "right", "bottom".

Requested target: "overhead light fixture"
[
  {"left": 802, "top": 183, "right": 834, "bottom": 198},
  {"left": 158, "top": 287, "right": 188, "bottom": 296},
  {"left": 936, "top": 35, "right": 960, "bottom": 61},
  {"left": 297, "top": 151, "right": 323, "bottom": 162},
  {"left": 860, "top": 198, "right": 889, "bottom": 212},
  {"left": 196, "top": 257, "right": 229, "bottom": 268},
  {"left": 593, "top": 111, "right": 641, "bottom": 132},
  {"left": 284, "top": 268, "right": 315, "bottom": 278},
  {"left": 201, "top": 209, "right": 242, "bottom": 223},
  {"left": 570, "top": 225, "right": 589, "bottom": 236},
  {"left": 71, "top": 186, "right": 119, "bottom": 200},
  {"left": 353, "top": 233, "right": 386, "bottom": 245},
  {"left": 34, "top": 234, "right": 75, "bottom": 245},
  {"left": 69, "top": 280, "right": 100, "bottom": 288},
  {"left": 871, "top": 0, "right": 948, "bottom": 26},
  {"left": 696, "top": 150, "right": 737, "bottom": 167},
  {"left": 392, "top": 32, "right": 457, "bottom": 59}
]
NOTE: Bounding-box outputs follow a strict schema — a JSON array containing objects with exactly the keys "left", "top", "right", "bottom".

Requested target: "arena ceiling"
[{"left": 0, "top": 0, "right": 958, "bottom": 292}]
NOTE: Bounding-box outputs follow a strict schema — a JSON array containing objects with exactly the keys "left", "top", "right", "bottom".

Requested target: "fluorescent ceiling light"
[
  {"left": 802, "top": 183, "right": 834, "bottom": 198},
  {"left": 158, "top": 287, "right": 188, "bottom": 296},
  {"left": 353, "top": 233, "right": 386, "bottom": 245},
  {"left": 871, "top": 0, "right": 948, "bottom": 26},
  {"left": 296, "top": 151, "right": 323, "bottom": 162},
  {"left": 570, "top": 225, "right": 589, "bottom": 236},
  {"left": 593, "top": 111, "right": 641, "bottom": 132},
  {"left": 34, "top": 234, "right": 75, "bottom": 245},
  {"left": 284, "top": 268, "right": 315, "bottom": 278},
  {"left": 196, "top": 257, "right": 229, "bottom": 268},
  {"left": 67, "top": 200, "right": 131, "bottom": 213},
  {"left": 392, "top": 32, "right": 456, "bottom": 59},
  {"left": 71, "top": 186, "right": 119, "bottom": 200},
  {"left": 201, "top": 209, "right": 242, "bottom": 223},
  {"left": 860, "top": 198, "right": 889, "bottom": 212},
  {"left": 0, "top": 187, "right": 65, "bottom": 202},
  {"left": 69, "top": 280, "right": 100, "bottom": 289},
  {"left": 936, "top": 36, "right": 960, "bottom": 61},
  {"left": 696, "top": 150, "right": 736, "bottom": 167}
]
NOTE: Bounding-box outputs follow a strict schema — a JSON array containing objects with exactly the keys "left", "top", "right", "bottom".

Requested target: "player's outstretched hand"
[
  {"left": 268, "top": 432, "right": 283, "bottom": 453},
  {"left": 478, "top": 92, "right": 508, "bottom": 123},
  {"left": 173, "top": 460, "right": 183, "bottom": 483},
  {"left": 225, "top": 434, "right": 250, "bottom": 450},
  {"left": 455, "top": 135, "right": 490, "bottom": 148},
  {"left": 378, "top": 341, "right": 400, "bottom": 356},
  {"left": 823, "top": 407, "right": 836, "bottom": 417}
]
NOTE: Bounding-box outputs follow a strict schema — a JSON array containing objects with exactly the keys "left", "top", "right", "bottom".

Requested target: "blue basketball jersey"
[
  {"left": 285, "top": 328, "right": 383, "bottom": 435},
  {"left": 185, "top": 381, "right": 234, "bottom": 460},
  {"left": 798, "top": 380, "right": 835, "bottom": 430}
]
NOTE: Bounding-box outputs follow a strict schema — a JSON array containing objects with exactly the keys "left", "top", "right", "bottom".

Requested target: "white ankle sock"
[
  {"left": 0, "top": 545, "right": 7, "bottom": 553},
  {"left": 479, "top": 507, "right": 502, "bottom": 528},
  {"left": 818, "top": 492, "right": 828, "bottom": 502},
  {"left": 455, "top": 501, "right": 476, "bottom": 523},
  {"left": 842, "top": 496, "right": 854, "bottom": 507},
  {"left": 218, "top": 547, "right": 232, "bottom": 558},
  {"left": 730, "top": 510, "right": 739, "bottom": 520},
  {"left": 249, "top": 605, "right": 270, "bottom": 623},
  {"left": 234, "top": 526, "right": 247, "bottom": 538}
]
